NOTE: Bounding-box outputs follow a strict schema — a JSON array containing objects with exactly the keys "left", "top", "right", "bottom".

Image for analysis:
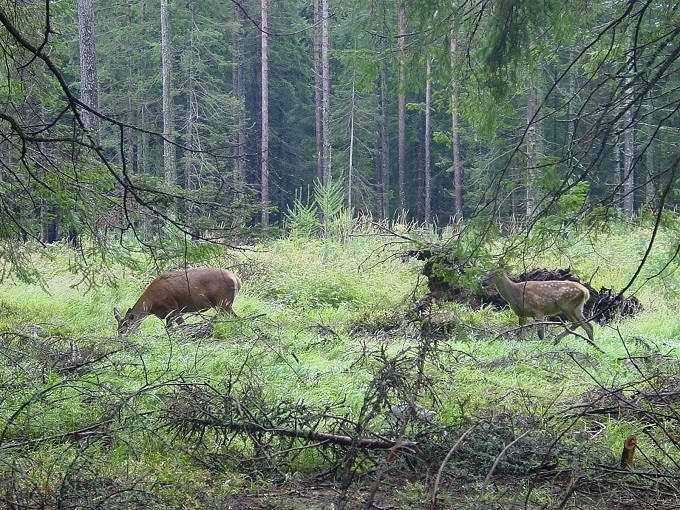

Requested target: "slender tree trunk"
[
  {"left": 525, "top": 84, "right": 538, "bottom": 218},
  {"left": 373, "top": 122, "right": 385, "bottom": 221},
  {"left": 621, "top": 106, "right": 635, "bottom": 216},
  {"left": 348, "top": 79, "right": 355, "bottom": 210},
  {"left": 138, "top": 104, "right": 147, "bottom": 173},
  {"left": 424, "top": 58, "right": 432, "bottom": 224},
  {"left": 449, "top": 27, "right": 463, "bottom": 220},
  {"left": 415, "top": 120, "right": 424, "bottom": 221},
  {"left": 260, "top": 0, "right": 269, "bottom": 225},
  {"left": 397, "top": 0, "right": 407, "bottom": 216},
  {"left": 621, "top": 33, "right": 635, "bottom": 217},
  {"left": 125, "top": 0, "right": 137, "bottom": 173},
  {"left": 185, "top": 0, "right": 199, "bottom": 195},
  {"left": 645, "top": 121, "right": 655, "bottom": 206},
  {"left": 615, "top": 129, "right": 623, "bottom": 207},
  {"left": 313, "top": 0, "right": 323, "bottom": 182},
  {"left": 320, "top": 0, "right": 331, "bottom": 185},
  {"left": 76, "top": 0, "right": 99, "bottom": 140},
  {"left": 137, "top": 0, "right": 147, "bottom": 175},
  {"left": 160, "top": 0, "right": 176, "bottom": 185},
  {"left": 232, "top": 2, "right": 246, "bottom": 197},
  {"left": 379, "top": 60, "right": 389, "bottom": 221}
]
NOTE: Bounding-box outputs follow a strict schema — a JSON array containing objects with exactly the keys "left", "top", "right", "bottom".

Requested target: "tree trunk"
[
  {"left": 373, "top": 123, "right": 385, "bottom": 221},
  {"left": 449, "top": 28, "right": 463, "bottom": 220},
  {"left": 160, "top": 0, "right": 176, "bottom": 185},
  {"left": 525, "top": 84, "right": 538, "bottom": 219},
  {"left": 621, "top": 105, "right": 635, "bottom": 216},
  {"left": 621, "top": 32, "right": 636, "bottom": 217},
  {"left": 185, "top": 0, "right": 199, "bottom": 195},
  {"left": 232, "top": 2, "right": 246, "bottom": 197},
  {"left": 379, "top": 60, "right": 389, "bottom": 221},
  {"left": 615, "top": 129, "right": 623, "bottom": 207},
  {"left": 397, "top": 0, "right": 407, "bottom": 216},
  {"left": 260, "top": 0, "right": 269, "bottom": 225},
  {"left": 313, "top": 0, "right": 323, "bottom": 183},
  {"left": 348, "top": 79, "right": 355, "bottom": 210},
  {"left": 645, "top": 121, "right": 655, "bottom": 206},
  {"left": 125, "top": 0, "right": 137, "bottom": 174},
  {"left": 76, "top": 0, "right": 100, "bottom": 141},
  {"left": 424, "top": 58, "right": 432, "bottom": 224},
  {"left": 320, "top": 0, "right": 331, "bottom": 185}
]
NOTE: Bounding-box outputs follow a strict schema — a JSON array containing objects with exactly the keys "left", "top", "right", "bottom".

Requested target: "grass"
[{"left": 0, "top": 223, "right": 679, "bottom": 508}]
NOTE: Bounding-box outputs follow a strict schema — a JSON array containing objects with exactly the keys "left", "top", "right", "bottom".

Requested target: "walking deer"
[
  {"left": 114, "top": 267, "right": 241, "bottom": 336},
  {"left": 488, "top": 270, "right": 595, "bottom": 346}
]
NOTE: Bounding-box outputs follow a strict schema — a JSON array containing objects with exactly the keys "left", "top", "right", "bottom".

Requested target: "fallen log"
[{"left": 406, "top": 249, "right": 642, "bottom": 324}]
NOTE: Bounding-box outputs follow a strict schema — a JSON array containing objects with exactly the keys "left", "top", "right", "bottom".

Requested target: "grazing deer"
[
  {"left": 114, "top": 267, "right": 241, "bottom": 336},
  {"left": 489, "top": 270, "right": 595, "bottom": 346}
]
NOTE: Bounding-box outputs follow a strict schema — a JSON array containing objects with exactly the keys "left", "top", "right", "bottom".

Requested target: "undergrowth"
[{"left": 0, "top": 220, "right": 678, "bottom": 509}]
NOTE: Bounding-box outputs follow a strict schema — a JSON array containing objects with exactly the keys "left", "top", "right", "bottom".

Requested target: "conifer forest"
[{"left": 0, "top": 0, "right": 679, "bottom": 508}]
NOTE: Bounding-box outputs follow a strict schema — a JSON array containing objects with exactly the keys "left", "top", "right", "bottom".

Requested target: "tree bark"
[
  {"left": 525, "top": 84, "right": 538, "bottom": 219},
  {"left": 379, "top": 60, "right": 389, "bottom": 220},
  {"left": 185, "top": 0, "right": 199, "bottom": 194},
  {"left": 397, "top": 0, "right": 407, "bottom": 216},
  {"left": 76, "top": 0, "right": 99, "bottom": 141},
  {"left": 125, "top": 0, "right": 137, "bottom": 173},
  {"left": 424, "top": 58, "right": 432, "bottom": 224},
  {"left": 232, "top": 2, "right": 246, "bottom": 196},
  {"left": 313, "top": 0, "right": 323, "bottom": 182},
  {"left": 645, "top": 121, "right": 655, "bottom": 206},
  {"left": 160, "top": 0, "right": 176, "bottom": 186},
  {"left": 621, "top": 105, "right": 635, "bottom": 216},
  {"left": 348, "top": 79, "right": 355, "bottom": 210},
  {"left": 260, "top": 0, "right": 270, "bottom": 225},
  {"left": 320, "top": 0, "right": 331, "bottom": 185},
  {"left": 374, "top": 109, "right": 385, "bottom": 221},
  {"left": 449, "top": 27, "right": 463, "bottom": 220}
]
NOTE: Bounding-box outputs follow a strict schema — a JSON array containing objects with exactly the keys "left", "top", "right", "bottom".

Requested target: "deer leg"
[
  {"left": 165, "top": 311, "right": 183, "bottom": 330},
  {"left": 218, "top": 301, "right": 238, "bottom": 318},
  {"left": 553, "top": 317, "right": 572, "bottom": 345},
  {"left": 575, "top": 308, "right": 595, "bottom": 343},
  {"left": 535, "top": 315, "right": 546, "bottom": 340},
  {"left": 518, "top": 316, "right": 527, "bottom": 339}
]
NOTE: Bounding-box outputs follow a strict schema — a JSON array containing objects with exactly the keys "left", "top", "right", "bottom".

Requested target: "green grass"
[{"left": 0, "top": 224, "right": 678, "bottom": 508}]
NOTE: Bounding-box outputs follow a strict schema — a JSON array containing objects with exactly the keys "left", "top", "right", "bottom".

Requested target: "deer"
[
  {"left": 487, "top": 269, "right": 596, "bottom": 348},
  {"left": 113, "top": 267, "right": 241, "bottom": 336}
]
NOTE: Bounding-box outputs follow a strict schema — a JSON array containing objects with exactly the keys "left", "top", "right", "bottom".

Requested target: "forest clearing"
[{"left": 1, "top": 0, "right": 679, "bottom": 508}]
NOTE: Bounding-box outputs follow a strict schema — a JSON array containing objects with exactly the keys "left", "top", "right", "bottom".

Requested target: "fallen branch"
[
  {"left": 484, "top": 430, "right": 532, "bottom": 483},
  {"left": 170, "top": 417, "right": 417, "bottom": 451},
  {"left": 430, "top": 424, "right": 477, "bottom": 510}
]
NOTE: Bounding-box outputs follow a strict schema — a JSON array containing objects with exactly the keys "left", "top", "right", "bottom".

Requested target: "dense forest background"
[{"left": 1, "top": 0, "right": 678, "bottom": 268}]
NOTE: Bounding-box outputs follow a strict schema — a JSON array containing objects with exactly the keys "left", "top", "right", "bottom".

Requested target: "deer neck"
[
  {"left": 131, "top": 296, "right": 152, "bottom": 317},
  {"left": 494, "top": 272, "right": 525, "bottom": 311}
]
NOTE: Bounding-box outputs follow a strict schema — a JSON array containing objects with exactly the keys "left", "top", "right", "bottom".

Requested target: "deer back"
[{"left": 135, "top": 268, "right": 241, "bottom": 317}]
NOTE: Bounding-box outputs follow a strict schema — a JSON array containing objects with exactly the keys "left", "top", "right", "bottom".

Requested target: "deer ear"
[{"left": 113, "top": 307, "right": 122, "bottom": 322}]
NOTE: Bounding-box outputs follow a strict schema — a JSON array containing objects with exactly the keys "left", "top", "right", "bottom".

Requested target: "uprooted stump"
[{"left": 406, "top": 250, "right": 642, "bottom": 325}]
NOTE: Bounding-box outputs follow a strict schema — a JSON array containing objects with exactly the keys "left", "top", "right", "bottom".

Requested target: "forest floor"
[{"left": 1, "top": 223, "right": 679, "bottom": 509}]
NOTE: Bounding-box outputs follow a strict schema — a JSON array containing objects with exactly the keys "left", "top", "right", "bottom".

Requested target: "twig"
[
  {"left": 483, "top": 430, "right": 532, "bottom": 483},
  {"left": 429, "top": 424, "right": 477, "bottom": 510}
]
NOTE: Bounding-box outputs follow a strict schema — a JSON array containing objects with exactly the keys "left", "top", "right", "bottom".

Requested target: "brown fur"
[
  {"left": 114, "top": 267, "right": 241, "bottom": 335},
  {"left": 492, "top": 271, "right": 594, "bottom": 344}
]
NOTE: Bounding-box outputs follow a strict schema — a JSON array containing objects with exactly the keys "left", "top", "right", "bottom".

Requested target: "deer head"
[{"left": 113, "top": 307, "right": 143, "bottom": 336}]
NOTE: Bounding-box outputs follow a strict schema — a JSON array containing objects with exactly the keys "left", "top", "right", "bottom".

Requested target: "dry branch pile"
[{"left": 407, "top": 249, "right": 642, "bottom": 324}]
